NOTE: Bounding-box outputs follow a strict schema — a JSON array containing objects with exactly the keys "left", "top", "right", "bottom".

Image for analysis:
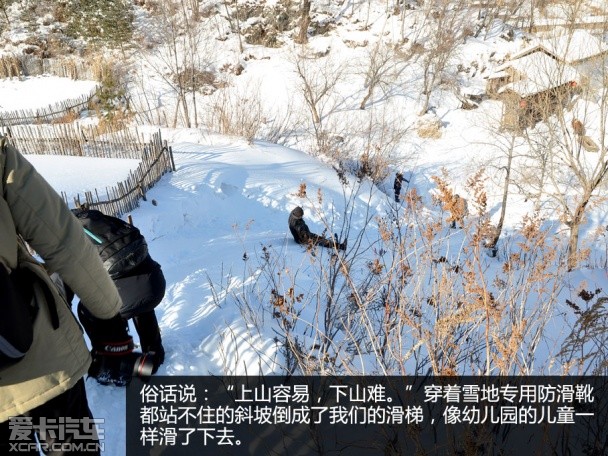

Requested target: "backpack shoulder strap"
[{"left": 16, "top": 237, "right": 60, "bottom": 330}]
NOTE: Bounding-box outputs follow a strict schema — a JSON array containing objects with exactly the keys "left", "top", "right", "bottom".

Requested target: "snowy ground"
[
  {"left": 28, "top": 126, "right": 607, "bottom": 454},
  {"left": 0, "top": 75, "right": 96, "bottom": 111},
  {"left": 25, "top": 155, "right": 140, "bottom": 202}
]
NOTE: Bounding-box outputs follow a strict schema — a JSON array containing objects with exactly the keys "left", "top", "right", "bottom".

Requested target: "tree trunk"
[
  {"left": 172, "top": 97, "right": 180, "bottom": 128},
  {"left": 567, "top": 221, "right": 581, "bottom": 271},
  {"left": 360, "top": 86, "right": 373, "bottom": 110},
  {"left": 567, "top": 199, "right": 589, "bottom": 271},
  {"left": 308, "top": 99, "right": 320, "bottom": 124},
  {"left": 488, "top": 139, "right": 515, "bottom": 256},
  {"left": 419, "top": 65, "right": 432, "bottom": 115},
  {"left": 179, "top": 91, "right": 191, "bottom": 128},
  {"left": 234, "top": 0, "right": 244, "bottom": 53},
  {"left": 298, "top": 0, "right": 312, "bottom": 44}
]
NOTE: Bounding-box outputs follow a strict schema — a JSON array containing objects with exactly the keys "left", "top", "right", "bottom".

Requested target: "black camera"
[{"left": 89, "top": 351, "right": 155, "bottom": 386}]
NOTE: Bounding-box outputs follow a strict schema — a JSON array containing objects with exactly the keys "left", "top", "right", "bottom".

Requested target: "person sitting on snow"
[{"left": 288, "top": 206, "right": 346, "bottom": 251}]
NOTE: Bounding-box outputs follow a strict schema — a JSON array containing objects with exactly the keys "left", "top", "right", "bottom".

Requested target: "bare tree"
[
  {"left": 358, "top": 40, "right": 399, "bottom": 110},
  {"left": 141, "top": 0, "right": 212, "bottom": 128},
  {"left": 475, "top": 109, "right": 531, "bottom": 255},
  {"left": 416, "top": 0, "right": 467, "bottom": 115},
  {"left": 222, "top": 0, "right": 244, "bottom": 53},
  {"left": 290, "top": 49, "right": 347, "bottom": 152}
]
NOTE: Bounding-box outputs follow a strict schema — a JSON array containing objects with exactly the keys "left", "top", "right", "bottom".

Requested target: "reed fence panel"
[
  {"left": 0, "top": 90, "right": 97, "bottom": 126},
  {"left": 66, "top": 131, "right": 175, "bottom": 218},
  {"left": 0, "top": 54, "right": 100, "bottom": 80},
  {"left": 4, "top": 124, "right": 144, "bottom": 159}
]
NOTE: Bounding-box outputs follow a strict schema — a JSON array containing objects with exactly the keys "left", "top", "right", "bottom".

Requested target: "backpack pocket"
[{"left": 0, "top": 266, "right": 38, "bottom": 368}]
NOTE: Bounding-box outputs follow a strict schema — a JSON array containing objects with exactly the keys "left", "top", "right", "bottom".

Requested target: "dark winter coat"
[
  {"left": 0, "top": 140, "right": 121, "bottom": 422},
  {"left": 393, "top": 175, "right": 403, "bottom": 194},
  {"left": 289, "top": 211, "right": 315, "bottom": 245},
  {"left": 114, "top": 255, "right": 166, "bottom": 319},
  {"left": 288, "top": 208, "right": 340, "bottom": 250}
]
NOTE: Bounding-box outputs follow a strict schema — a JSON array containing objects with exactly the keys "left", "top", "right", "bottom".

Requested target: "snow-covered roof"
[
  {"left": 486, "top": 70, "right": 508, "bottom": 79},
  {"left": 510, "top": 30, "right": 608, "bottom": 64},
  {"left": 497, "top": 52, "right": 580, "bottom": 97}
]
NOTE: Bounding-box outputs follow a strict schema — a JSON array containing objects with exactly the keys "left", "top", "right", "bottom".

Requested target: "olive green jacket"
[{"left": 0, "top": 140, "right": 122, "bottom": 422}]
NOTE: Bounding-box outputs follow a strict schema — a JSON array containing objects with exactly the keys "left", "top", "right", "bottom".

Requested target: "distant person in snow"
[
  {"left": 393, "top": 172, "right": 409, "bottom": 203},
  {"left": 289, "top": 206, "right": 347, "bottom": 251},
  {"left": 447, "top": 194, "right": 468, "bottom": 229}
]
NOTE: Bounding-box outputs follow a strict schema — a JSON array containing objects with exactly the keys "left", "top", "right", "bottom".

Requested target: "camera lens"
[{"left": 131, "top": 353, "right": 154, "bottom": 378}]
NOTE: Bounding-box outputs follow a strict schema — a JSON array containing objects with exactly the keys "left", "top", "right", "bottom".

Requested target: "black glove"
[{"left": 77, "top": 304, "right": 135, "bottom": 386}]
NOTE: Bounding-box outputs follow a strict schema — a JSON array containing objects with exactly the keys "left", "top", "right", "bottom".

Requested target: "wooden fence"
[
  {"left": 0, "top": 54, "right": 101, "bottom": 80},
  {"left": 64, "top": 131, "right": 176, "bottom": 218},
  {"left": 4, "top": 123, "right": 144, "bottom": 159},
  {"left": 0, "top": 89, "right": 97, "bottom": 126}
]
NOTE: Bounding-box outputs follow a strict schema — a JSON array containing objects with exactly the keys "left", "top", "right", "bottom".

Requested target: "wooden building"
[{"left": 486, "top": 30, "right": 607, "bottom": 130}]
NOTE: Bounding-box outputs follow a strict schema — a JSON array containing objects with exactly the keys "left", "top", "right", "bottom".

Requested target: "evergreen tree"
[{"left": 65, "top": 0, "right": 134, "bottom": 48}]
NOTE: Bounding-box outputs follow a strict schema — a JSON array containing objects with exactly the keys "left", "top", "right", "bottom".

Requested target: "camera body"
[{"left": 89, "top": 351, "right": 155, "bottom": 386}]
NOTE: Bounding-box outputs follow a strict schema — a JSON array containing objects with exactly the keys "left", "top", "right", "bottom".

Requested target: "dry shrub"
[
  {"left": 417, "top": 115, "right": 442, "bottom": 139},
  {"left": 294, "top": 182, "right": 307, "bottom": 198},
  {"left": 560, "top": 293, "right": 608, "bottom": 375},
  {"left": 173, "top": 67, "right": 227, "bottom": 95},
  {"left": 61, "top": 58, "right": 81, "bottom": 80},
  {"left": 44, "top": 35, "right": 74, "bottom": 58},
  {"left": 88, "top": 56, "right": 118, "bottom": 82},
  {"left": 225, "top": 167, "right": 573, "bottom": 377},
  {"left": 238, "top": 2, "right": 297, "bottom": 47},
  {"left": 220, "top": 62, "right": 244, "bottom": 76},
  {"left": 96, "top": 109, "right": 134, "bottom": 134},
  {"left": 313, "top": 130, "right": 344, "bottom": 159},
  {"left": 203, "top": 86, "right": 265, "bottom": 143},
  {"left": 344, "top": 39, "right": 368, "bottom": 48},
  {"left": 52, "top": 109, "right": 80, "bottom": 124},
  {"left": 404, "top": 187, "right": 423, "bottom": 212},
  {"left": 87, "top": 56, "right": 131, "bottom": 129},
  {"left": 0, "top": 55, "right": 23, "bottom": 78},
  {"left": 355, "top": 150, "right": 391, "bottom": 184},
  {"left": 244, "top": 22, "right": 283, "bottom": 48},
  {"left": 432, "top": 171, "right": 469, "bottom": 227}
]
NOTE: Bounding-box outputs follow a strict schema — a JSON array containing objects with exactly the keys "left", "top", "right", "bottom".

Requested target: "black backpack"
[
  {"left": 0, "top": 241, "right": 58, "bottom": 369},
  {"left": 0, "top": 265, "right": 37, "bottom": 368},
  {"left": 72, "top": 208, "right": 149, "bottom": 279}
]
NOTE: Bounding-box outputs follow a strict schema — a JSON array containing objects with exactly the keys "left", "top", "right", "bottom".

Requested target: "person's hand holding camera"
[{"left": 77, "top": 305, "right": 135, "bottom": 386}]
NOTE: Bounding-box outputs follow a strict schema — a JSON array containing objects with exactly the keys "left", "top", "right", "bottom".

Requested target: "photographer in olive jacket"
[{"left": 0, "top": 138, "right": 132, "bottom": 454}]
